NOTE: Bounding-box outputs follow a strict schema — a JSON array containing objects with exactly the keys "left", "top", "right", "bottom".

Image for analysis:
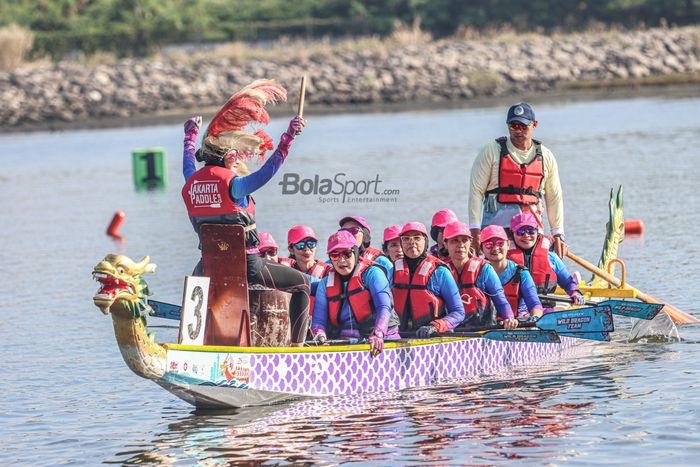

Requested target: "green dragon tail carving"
[{"left": 590, "top": 185, "right": 624, "bottom": 287}]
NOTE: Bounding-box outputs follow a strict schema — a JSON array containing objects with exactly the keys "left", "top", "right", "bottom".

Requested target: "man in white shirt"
[{"left": 468, "top": 102, "right": 567, "bottom": 257}]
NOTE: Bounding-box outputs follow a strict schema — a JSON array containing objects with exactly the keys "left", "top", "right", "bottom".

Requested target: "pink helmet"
[
  {"left": 480, "top": 225, "right": 509, "bottom": 243},
  {"left": 443, "top": 221, "right": 472, "bottom": 240},
  {"left": 339, "top": 215, "right": 371, "bottom": 233},
  {"left": 509, "top": 212, "right": 539, "bottom": 232},
  {"left": 383, "top": 225, "right": 402, "bottom": 242},
  {"left": 327, "top": 230, "right": 358, "bottom": 253},
  {"left": 431, "top": 209, "right": 459, "bottom": 228},
  {"left": 287, "top": 225, "right": 317, "bottom": 245},
  {"left": 258, "top": 232, "right": 278, "bottom": 250},
  {"left": 400, "top": 221, "right": 429, "bottom": 237}
]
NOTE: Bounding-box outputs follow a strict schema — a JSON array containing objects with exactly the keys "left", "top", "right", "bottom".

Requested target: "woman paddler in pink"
[
  {"left": 311, "top": 230, "right": 400, "bottom": 356},
  {"left": 285, "top": 225, "right": 332, "bottom": 279},
  {"left": 382, "top": 225, "right": 404, "bottom": 263},
  {"left": 181, "top": 79, "right": 312, "bottom": 346}
]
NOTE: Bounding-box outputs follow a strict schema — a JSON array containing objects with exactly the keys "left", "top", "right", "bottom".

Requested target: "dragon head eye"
[{"left": 117, "top": 267, "right": 125, "bottom": 275}]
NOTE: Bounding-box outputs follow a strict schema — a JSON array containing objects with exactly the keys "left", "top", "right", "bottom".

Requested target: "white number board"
[{"left": 179, "top": 276, "right": 210, "bottom": 345}]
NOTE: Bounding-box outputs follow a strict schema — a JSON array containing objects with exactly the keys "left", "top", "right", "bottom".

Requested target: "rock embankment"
[{"left": 1, "top": 26, "right": 698, "bottom": 127}]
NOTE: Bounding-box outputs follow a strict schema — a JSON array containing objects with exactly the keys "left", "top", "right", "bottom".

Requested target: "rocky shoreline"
[{"left": 2, "top": 26, "right": 699, "bottom": 130}]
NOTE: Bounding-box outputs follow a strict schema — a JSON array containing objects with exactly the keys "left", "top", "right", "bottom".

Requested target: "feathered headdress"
[{"left": 200, "top": 79, "right": 287, "bottom": 163}]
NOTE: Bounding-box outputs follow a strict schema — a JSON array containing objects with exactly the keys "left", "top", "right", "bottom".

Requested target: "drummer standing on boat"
[{"left": 468, "top": 102, "right": 567, "bottom": 258}]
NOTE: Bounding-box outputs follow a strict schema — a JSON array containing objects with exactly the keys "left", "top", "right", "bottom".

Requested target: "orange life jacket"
[
  {"left": 392, "top": 256, "right": 444, "bottom": 328},
  {"left": 502, "top": 264, "right": 525, "bottom": 312},
  {"left": 487, "top": 137, "right": 544, "bottom": 205},
  {"left": 507, "top": 234, "right": 556, "bottom": 293}
]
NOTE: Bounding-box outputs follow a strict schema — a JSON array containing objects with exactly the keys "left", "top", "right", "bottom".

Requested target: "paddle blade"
[
  {"left": 605, "top": 300, "right": 663, "bottom": 320},
  {"left": 148, "top": 299, "right": 182, "bottom": 320},
  {"left": 565, "top": 332, "right": 611, "bottom": 342},
  {"left": 536, "top": 305, "right": 614, "bottom": 333},
  {"left": 483, "top": 330, "right": 560, "bottom": 344}
]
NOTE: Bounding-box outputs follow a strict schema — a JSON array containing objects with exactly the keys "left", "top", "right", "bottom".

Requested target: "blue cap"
[{"left": 506, "top": 102, "right": 535, "bottom": 125}]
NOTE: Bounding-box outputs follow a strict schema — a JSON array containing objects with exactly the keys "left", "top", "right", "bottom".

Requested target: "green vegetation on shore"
[{"left": 1, "top": 0, "right": 699, "bottom": 60}]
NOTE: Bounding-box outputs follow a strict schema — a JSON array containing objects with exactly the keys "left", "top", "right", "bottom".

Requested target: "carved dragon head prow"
[{"left": 92, "top": 254, "right": 157, "bottom": 316}]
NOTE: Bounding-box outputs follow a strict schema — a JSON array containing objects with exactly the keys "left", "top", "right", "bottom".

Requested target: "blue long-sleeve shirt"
[
  {"left": 426, "top": 266, "right": 466, "bottom": 329},
  {"left": 498, "top": 260, "right": 543, "bottom": 315},
  {"left": 312, "top": 265, "right": 395, "bottom": 335},
  {"left": 474, "top": 263, "right": 514, "bottom": 320},
  {"left": 183, "top": 134, "right": 288, "bottom": 206},
  {"left": 518, "top": 247, "right": 579, "bottom": 295}
]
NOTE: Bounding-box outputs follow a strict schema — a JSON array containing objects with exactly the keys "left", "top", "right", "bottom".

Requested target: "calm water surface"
[{"left": 2, "top": 95, "right": 700, "bottom": 465}]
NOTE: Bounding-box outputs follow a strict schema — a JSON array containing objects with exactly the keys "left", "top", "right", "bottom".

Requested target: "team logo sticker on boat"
[{"left": 219, "top": 354, "right": 250, "bottom": 385}]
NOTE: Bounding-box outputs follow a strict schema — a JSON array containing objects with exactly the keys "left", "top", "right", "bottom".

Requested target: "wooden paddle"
[
  {"left": 566, "top": 251, "right": 698, "bottom": 325},
  {"left": 297, "top": 75, "right": 306, "bottom": 118}
]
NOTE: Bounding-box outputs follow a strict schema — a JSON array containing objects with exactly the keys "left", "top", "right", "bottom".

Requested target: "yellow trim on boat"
[{"left": 164, "top": 336, "right": 472, "bottom": 353}]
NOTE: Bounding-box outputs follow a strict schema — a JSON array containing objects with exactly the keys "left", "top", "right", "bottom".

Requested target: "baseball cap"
[{"left": 506, "top": 102, "right": 535, "bottom": 125}]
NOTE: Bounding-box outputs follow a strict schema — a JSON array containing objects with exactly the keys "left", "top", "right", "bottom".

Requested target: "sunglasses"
[
  {"left": 400, "top": 235, "right": 425, "bottom": 244},
  {"left": 515, "top": 226, "right": 537, "bottom": 236},
  {"left": 482, "top": 239, "right": 506, "bottom": 249},
  {"left": 259, "top": 248, "right": 277, "bottom": 257},
  {"left": 508, "top": 122, "right": 531, "bottom": 130},
  {"left": 291, "top": 239, "right": 317, "bottom": 251},
  {"left": 329, "top": 249, "right": 353, "bottom": 261},
  {"left": 341, "top": 226, "right": 362, "bottom": 235}
]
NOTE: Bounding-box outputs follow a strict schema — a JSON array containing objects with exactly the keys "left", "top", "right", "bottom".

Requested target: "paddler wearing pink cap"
[
  {"left": 339, "top": 215, "right": 394, "bottom": 275},
  {"left": 311, "top": 230, "right": 400, "bottom": 357},
  {"left": 442, "top": 221, "right": 514, "bottom": 328},
  {"left": 480, "top": 224, "right": 543, "bottom": 327},
  {"left": 382, "top": 225, "right": 404, "bottom": 263},
  {"left": 429, "top": 209, "right": 459, "bottom": 261},
  {"left": 257, "top": 232, "right": 280, "bottom": 262},
  {"left": 392, "top": 221, "right": 465, "bottom": 337},
  {"left": 507, "top": 213, "right": 584, "bottom": 306},
  {"left": 286, "top": 225, "right": 332, "bottom": 279}
]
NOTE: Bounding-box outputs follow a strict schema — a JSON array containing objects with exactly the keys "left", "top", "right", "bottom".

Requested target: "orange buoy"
[
  {"left": 624, "top": 219, "right": 644, "bottom": 236},
  {"left": 107, "top": 211, "right": 125, "bottom": 239}
]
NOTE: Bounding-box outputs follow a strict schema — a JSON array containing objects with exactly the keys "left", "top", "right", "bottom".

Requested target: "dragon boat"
[{"left": 92, "top": 188, "right": 645, "bottom": 409}]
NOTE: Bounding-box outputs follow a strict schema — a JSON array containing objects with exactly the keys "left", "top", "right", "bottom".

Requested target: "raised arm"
[{"left": 183, "top": 116, "right": 201, "bottom": 181}]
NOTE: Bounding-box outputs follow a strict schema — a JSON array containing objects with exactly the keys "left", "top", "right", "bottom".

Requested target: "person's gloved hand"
[
  {"left": 184, "top": 115, "right": 202, "bottom": 142},
  {"left": 368, "top": 330, "right": 384, "bottom": 357},
  {"left": 570, "top": 290, "right": 586, "bottom": 306},
  {"left": 416, "top": 325, "right": 438, "bottom": 338},
  {"left": 312, "top": 330, "right": 327, "bottom": 345},
  {"left": 286, "top": 116, "right": 306, "bottom": 137}
]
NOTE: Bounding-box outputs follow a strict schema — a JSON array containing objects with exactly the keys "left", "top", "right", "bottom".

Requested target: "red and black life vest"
[
  {"left": 361, "top": 246, "right": 384, "bottom": 262},
  {"left": 448, "top": 257, "right": 490, "bottom": 316},
  {"left": 502, "top": 264, "right": 525, "bottom": 313},
  {"left": 486, "top": 137, "right": 544, "bottom": 205},
  {"left": 393, "top": 256, "right": 445, "bottom": 328},
  {"left": 182, "top": 165, "right": 258, "bottom": 248},
  {"left": 326, "top": 257, "right": 376, "bottom": 328},
  {"left": 507, "top": 234, "right": 556, "bottom": 293}
]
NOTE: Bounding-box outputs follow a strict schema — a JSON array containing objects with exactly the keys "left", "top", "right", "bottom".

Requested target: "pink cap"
[
  {"left": 431, "top": 209, "right": 459, "bottom": 228},
  {"left": 383, "top": 225, "right": 402, "bottom": 242},
  {"left": 509, "top": 212, "right": 538, "bottom": 232},
  {"left": 400, "top": 221, "right": 428, "bottom": 237},
  {"left": 327, "top": 230, "right": 358, "bottom": 253},
  {"left": 480, "top": 225, "right": 509, "bottom": 243},
  {"left": 258, "top": 232, "right": 278, "bottom": 250},
  {"left": 287, "top": 225, "right": 317, "bottom": 245},
  {"left": 339, "top": 215, "right": 371, "bottom": 233},
  {"left": 443, "top": 221, "right": 472, "bottom": 240}
]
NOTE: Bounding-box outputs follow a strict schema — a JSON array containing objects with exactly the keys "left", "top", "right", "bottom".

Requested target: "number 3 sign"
[{"left": 179, "top": 276, "right": 210, "bottom": 345}]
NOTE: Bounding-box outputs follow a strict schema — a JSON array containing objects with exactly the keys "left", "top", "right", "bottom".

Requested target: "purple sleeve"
[
  {"left": 429, "top": 267, "right": 466, "bottom": 330},
  {"left": 519, "top": 270, "right": 544, "bottom": 313},
  {"left": 363, "top": 266, "right": 393, "bottom": 334},
  {"left": 310, "top": 276, "right": 329, "bottom": 334},
  {"left": 183, "top": 137, "right": 197, "bottom": 181},
  {"left": 478, "top": 263, "right": 514, "bottom": 320},
  {"left": 549, "top": 251, "right": 579, "bottom": 295},
  {"left": 230, "top": 133, "right": 293, "bottom": 199}
]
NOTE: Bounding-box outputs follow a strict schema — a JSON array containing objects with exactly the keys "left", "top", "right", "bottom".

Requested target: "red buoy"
[
  {"left": 624, "top": 219, "right": 644, "bottom": 236},
  {"left": 107, "top": 211, "right": 125, "bottom": 239}
]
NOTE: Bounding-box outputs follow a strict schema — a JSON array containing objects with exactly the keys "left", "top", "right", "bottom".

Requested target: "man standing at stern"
[{"left": 468, "top": 102, "right": 567, "bottom": 257}]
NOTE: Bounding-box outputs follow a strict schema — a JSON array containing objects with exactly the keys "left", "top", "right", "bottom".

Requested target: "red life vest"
[
  {"left": 326, "top": 258, "right": 376, "bottom": 328},
  {"left": 305, "top": 260, "right": 332, "bottom": 279},
  {"left": 448, "top": 258, "right": 490, "bottom": 316},
  {"left": 507, "top": 234, "right": 556, "bottom": 293},
  {"left": 361, "top": 247, "right": 383, "bottom": 262},
  {"left": 278, "top": 257, "right": 295, "bottom": 267},
  {"left": 392, "top": 256, "right": 444, "bottom": 328},
  {"left": 502, "top": 264, "right": 525, "bottom": 312},
  {"left": 182, "top": 165, "right": 258, "bottom": 247},
  {"left": 487, "top": 137, "right": 544, "bottom": 205}
]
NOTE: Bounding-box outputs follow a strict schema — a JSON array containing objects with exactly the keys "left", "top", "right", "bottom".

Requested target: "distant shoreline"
[{"left": 2, "top": 26, "right": 699, "bottom": 133}]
